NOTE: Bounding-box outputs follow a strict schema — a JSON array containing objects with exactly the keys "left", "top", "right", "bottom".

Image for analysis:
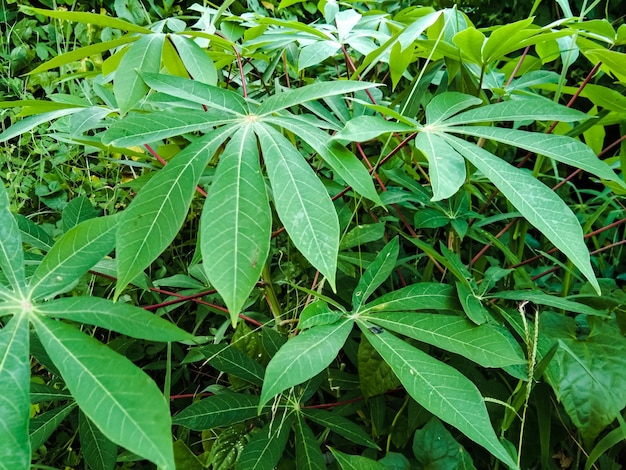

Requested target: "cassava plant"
[{"left": 1, "top": 0, "right": 626, "bottom": 468}]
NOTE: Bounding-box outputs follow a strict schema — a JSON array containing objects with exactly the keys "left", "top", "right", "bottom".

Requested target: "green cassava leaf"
[
  {"left": 302, "top": 408, "right": 378, "bottom": 449},
  {"left": 114, "top": 34, "right": 165, "bottom": 114},
  {"left": 362, "top": 312, "right": 525, "bottom": 368},
  {"left": 115, "top": 126, "right": 236, "bottom": 297},
  {"left": 361, "top": 282, "right": 459, "bottom": 313},
  {"left": 168, "top": 34, "right": 217, "bottom": 86},
  {"left": 413, "top": 417, "right": 477, "bottom": 469},
  {"left": 490, "top": 290, "right": 607, "bottom": 316},
  {"left": 329, "top": 448, "right": 386, "bottom": 470},
  {"left": 298, "top": 41, "right": 341, "bottom": 71},
  {"left": 140, "top": 72, "right": 248, "bottom": 115},
  {"left": 30, "top": 383, "right": 71, "bottom": 403},
  {"left": 173, "top": 392, "right": 265, "bottom": 430},
  {"left": 294, "top": 414, "right": 326, "bottom": 470},
  {"left": 0, "top": 315, "right": 30, "bottom": 470},
  {"left": 201, "top": 126, "right": 271, "bottom": 323},
  {"left": 260, "top": 319, "right": 353, "bottom": 408},
  {"left": 0, "top": 108, "right": 84, "bottom": 143},
  {"left": 79, "top": 411, "right": 118, "bottom": 470},
  {"left": 353, "top": 237, "right": 398, "bottom": 310},
  {"left": 358, "top": 335, "right": 401, "bottom": 399},
  {"left": 448, "top": 126, "right": 624, "bottom": 185},
  {"left": 36, "top": 297, "right": 195, "bottom": 342},
  {"left": 255, "top": 123, "right": 339, "bottom": 288},
  {"left": 443, "top": 135, "right": 599, "bottom": 293},
  {"left": 29, "top": 401, "right": 77, "bottom": 450},
  {"left": 456, "top": 281, "right": 488, "bottom": 325},
  {"left": 0, "top": 182, "right": 25, "bottom": 293},
  {"left": 257, "top": 81, "right": 377, "bottom": 116},
  {"left": 361, "top": 325, "right": 517, "bottom": 468},
  {"left": 29, "top": 214, "right": 118, "bottom": 300},
  {"left": 32, "top": 316, "right": 175, "bottom": 469},
  {"left": 299, "top": 300, "right": 343, "bottom": 329},
  {"left": 333, "top": 115, "right": 414, "bottom": 143},
  {"left": 425, "top": 92, "right": 482, "bottom": 124},
  {"left": 20, "top": 7, "right": 152, "bottom": 34},
  {"left": 235, "top": 416, "right": 292, "bottom": 470},
  {"left": 62, "top": 195, "right": 97, "bottom": 232},
  {"left": 414, "top": 132, "right": 466, "bottom": 201},
  {"left": 196, "top": 344, "right": 265, "bottom": 387}
]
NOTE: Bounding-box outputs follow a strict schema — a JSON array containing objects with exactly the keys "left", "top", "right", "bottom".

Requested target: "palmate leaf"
[
  {"left": 360, "top": 325, "right": 517, "bottom": 469},
  {"left": 32, "top": 316, "right": 175, "bottom": 469},
  {"left": 259, "top": 319, "right": 353, "bottom": 408},
  {"left": 201, "top": 126, "right": 271, "bottom": 324},
  {"left": 0, "top": 182, "right": 25, "bottom": 293},
  {"left": 115, "top": 126, "right": 237, "bottom": 297},
  {"left": 255, "top": 123, "right": 339, "bottom": 288},
  {"left": 0, "top": 315, "right": 30, "bottom": 470},
  {"left": 29, "top": 214, "right": 118, "bottom": 301},
  {"left": 414, "top": 132, "right": 466, "bottom": 201},
  {"left": 294, "top": 414, "right": 326, "bottom": 470},
  {"left": 443, "top": 134, "right": 600, "bottom": 293}
]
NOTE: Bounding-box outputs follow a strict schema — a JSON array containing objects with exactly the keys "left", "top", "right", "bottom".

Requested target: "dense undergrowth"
[{"left": 1, "top": 0, "right": 626, "bottom": 468}]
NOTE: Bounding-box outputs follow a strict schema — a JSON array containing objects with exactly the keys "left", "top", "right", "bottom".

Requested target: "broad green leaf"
[
  {"left": 361, "top": 283, "right": 459, "bottom": 313},
  {"left": 294, "top": 414, "right": 326, "bottom": 470},
  {"left": 389, "top": 41, "right": 414, "bottom": 90},
  {"left": 0, "top": 315, "right": 30, "bottom": 470},
  {"left": 298, "top": 40, "right": 341, "bottom": 71},
  {"left": 299, "top": 300, "right": 342, "bottom": 329},
  {"left": 340, "top": 222, "right": 386, "bottom": 250},
  {"left": 114, "top": 34, "right": 165, "bottom": 114},
  {"left": 456, "top": 281, "right": 488, "bottom": 325},
  {"left": 202, "top": 127, "right": 271, "bottom": 323},
  {"left": 362, "top": 312, "right": 525, "bottom": 368},
  {"left": 361, "top": 325, "right": 518, "bottom": 468},
  {"left": 102, "top": 109, "right": 233, "bottom": 147},
  {"left": 582, "top": 48, "right": 626, "bottom": 82},
  {"left": 32, "top": 316, "right": 175, "bottom": 469},
  {"left": 115, "top": 126, "right": 236, "bottom": 297},
  {"left": 0, "top": 108, "right": 84, "bottom": 143},
  {"left": 255, "top": 123, "right": 339, "bottom": 288},
  {"left": 258, "top": 81, "right": 378, "bottom": 116},
  {"left": 62, "top": 195, "right": 97, "bottom": 232},
  {"left": 542, "top": 313, "right": 626, "bottom": 440},
  {"left": 260, "top": 319, "right": 353, "bottom": 408},
  {"left": 36, "top": 297, "right": 195, "bottom": 342},
  {"left": 329, "top": 448, "right": 386, "bottom": 470},
  {"left": 453, "top": 27, "right": 485, "bottom": 65},
  {"left": 266, "top": 116, "right": 382, "bottom": 204},
  {"left": 444, "top": 97, "right": 591, "bottom": 125},
  {"left": 30, "top": 401, "right": 77, "bottom": 450},
  {"left": 444, "top": 135, "right": 599, "bottom": 293},
  {"left": 302, "top": 408, "right": 378, "bottom": 449},
  {"left": 173, "top": 392, "right": 265, "bottom": 430},
  {"left": 169, "top": 34, "right": 217, "bottom": 86},
  {"left": 173, "top": 440, "right": 203, "bottom": 470},
  {"left": 353, "top": 237, "right": 398, "bottom": 310},
  {"left": 481, "top": 17, "right": 535, "bottom": 63},
  {"left": 20, "top": 7, "right": 152, "bottom": 34},
  {"left": 333, "top": 115, "right": 414, "bottom": 143},
  {"left": 79, "top": 411, "right": 118, "bottom": 470},
  {"left": 196, "top": 344, "right": 265, "bottom": 386},
  {"left": 29, "top": 214, "right": 118, "bottom": 300},
  {"left": 16, "top": 215, "right": 53, "bottom": 251},
  {"left": 415, "top": 132, "right": 466, "bottom": 201},
  {"left": 0, "top": 182, "right": 25, "bottom": 293},
  {"left": 425, "top": 92, "right": 482, "bottom": 125},
  {"left": 490, "top": 290, "right": 606, "bottom": 317},
  {"left": 413, "top": 417, "right": 477, "bottom": 469},
  {"left": 448, "top": 126, "right": 624, "bottom": 185},
  {"left": 27, "top": 35, "right": 139, "bottom": 75},
  {"left": 140, "top": 72, "right": 248, "bottom": 115},
  {"left": 236, "top": 417, "right": 292, "bottom": 470},
  {"left": 358, "top": 335, "right": 401, "bottom": 399}
]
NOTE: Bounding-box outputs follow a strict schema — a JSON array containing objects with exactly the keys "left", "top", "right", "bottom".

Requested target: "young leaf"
[
  {"left": 362, "top": 312, "right": 525, "bottom": 368},
  {"left": 114, "top": 34, "right": 165, "bottom": 114},
  {"left": 456, "top": 281, "right": 488, "bottom": 325},
  {"left": 361, "top": 282, "right": 459, "bottom": 313},
  {"left": 353, "top": 237, "right": 399, "bottom": 310},
  {"left": 201, "top": 127, "right": 271, "bottom": 324},
  {"left": 360, "top": 324, "right": 518, "bottom": 469},
  {"left": 328, "top": 448, "right": 387, "bottom": 470},
  {"left": 0, "top": 315, "right": 30, "bottom": 470},
  {"left": 36, "top": 297, "right": 195, "bottom": 342},
  {"left": 115, "top": 126, "right": 236, "bottom": 297},
  {"left": 235, "top": 416, "right": 292, "bottom": 470},
  {"left": 32, "top": 316, "right": 175, "bottom": 470},
  {"left": 0, "top": 181, "right": 25, "bottom": 293},
  {"left": 260, "top": 319, "right": 353, "bottom": 408},
  {"left": 294, "top": 414, "right": 326, "bottom": 470},
  {"left": 173, "top": 392, "right": 266, "bottom": 430},
  {"left": 255, "top": 123, "right": 339, "bottom": 289},
  {"left": 414, "top": 132, "right": 466, "bottom": 201},
  {"left": 79, "top": 411, "right": 118, "bottom": 470},
  {"left": 444, "top": 135, "right": 600, "bottom": 293},
  {"left": 302, "top": 408, "right": 378, "bottom": 449},
  {"left": 29, "top": 214, "right": 118, "bottom": 301}
]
